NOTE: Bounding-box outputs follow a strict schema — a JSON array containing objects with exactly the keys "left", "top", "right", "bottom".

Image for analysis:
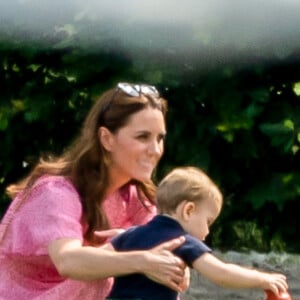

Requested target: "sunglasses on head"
[
  {"left": 117, "top": 82, "right": 160, "bottom": 98},
  {"left": 98, "top": 82, "right": 161, "bottom": 124}
]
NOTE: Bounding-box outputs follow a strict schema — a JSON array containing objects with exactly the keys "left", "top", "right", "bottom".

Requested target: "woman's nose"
[
  {"left": 205, "top": 228, "right": 210, "bottom": 238},
  {"left": 149, "top": 140, "right": 162, "bottom": 155}
]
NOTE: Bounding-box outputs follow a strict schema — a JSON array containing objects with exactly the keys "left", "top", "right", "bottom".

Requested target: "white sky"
[{"left": 1, "top": 0, "right": 300, "bottom": 62}]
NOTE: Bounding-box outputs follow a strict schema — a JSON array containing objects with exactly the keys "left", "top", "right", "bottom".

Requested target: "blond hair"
[{"left": 157, "top": 166, "right": 223, "bottom": 214}]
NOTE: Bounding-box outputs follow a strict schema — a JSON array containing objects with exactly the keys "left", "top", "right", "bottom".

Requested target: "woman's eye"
[
  {"left": 158, "top": 134, "right": 166, "bottom": 143},
  {"left": 136, "top": 133, "right": 165, "bottom": 142},
  {"left": 137, "top": 134, "right": 149, "bottom": 140}
]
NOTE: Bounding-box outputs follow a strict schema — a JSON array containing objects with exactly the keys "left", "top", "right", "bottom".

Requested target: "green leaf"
[
  {"left": 245, "top": 173, "right": 300, "bottom": 210},
  {"left": 259, "top": 122, "right": 293, "bottom": 136},
  {"left": 259, "top": 120, "right": 295, "bottom": 152},
  {"left": 0, "top": 117, "right": 8, "bottom": 131},
  {"left": 293, "top": 82, "right": 300, "bottom": 96},
  {"left": 27, "top": 64, "right": 42, "bottom": 72},
  {"left": 11, "top": 100, "right": 25, "bottom": 112},
  {"left": 24, "top": 111, "right": 39, "bottom": 123},
  {"left": 245, "top": 103, "right": 264, "bottom": 118},
  {"left": 283, "top": 119, "right": 294, "bottom": 130},
  {"left": 249, "top": 89, "right": 270, "bottom": 103}
]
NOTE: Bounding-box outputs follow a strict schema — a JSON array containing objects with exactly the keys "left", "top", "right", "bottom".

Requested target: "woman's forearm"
[
  {"left": 49, "top": 238, "right": 146, "bottom": 280},
  {"left": 48, "top": 236, "right": 186, "bottom": 292}
]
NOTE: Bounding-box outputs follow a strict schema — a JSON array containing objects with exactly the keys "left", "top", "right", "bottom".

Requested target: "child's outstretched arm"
[{"left": 193, "top": 253, "right": 288, "bottom": 296}]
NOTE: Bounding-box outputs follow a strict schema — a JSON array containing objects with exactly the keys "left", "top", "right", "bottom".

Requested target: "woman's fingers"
[
  {"left": 152, "top": 236, "right": 186, "bottom": 268},
  {"left": 168, "top": 269, "right": 188, "bottom": 292},
  {"left": 147, "top": 270, "right": 184, "bottom": 292},
  {"left": 179, "top": 266, "right": 190, "bottom": 292},
  {"left": 144, "top": 237, "right": 187, "bottom": 292},
  {"left": 154, "top": 236, "right": 185, "bottom": 252},
  {"left": 169, "top": 278, "right": 185, "bottom": 292}
]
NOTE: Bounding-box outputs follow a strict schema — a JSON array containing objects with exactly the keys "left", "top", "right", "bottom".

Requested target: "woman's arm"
[
  {"left": 192, "top": 253, "right": 288, "bottom": 296},
  {"left": 48, "top": 236, "right": 186, "bottom": 292},
  {"left": 98, "top": 234, "right": 190, "bottom": 293}
]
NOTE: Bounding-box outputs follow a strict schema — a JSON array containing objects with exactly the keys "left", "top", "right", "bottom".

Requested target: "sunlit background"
[
  {"left": 1, "top": 0, "right": 300, "bottom": 68},
  {"left": 1, "top": 0, "right": 300, "bottom": 256}
]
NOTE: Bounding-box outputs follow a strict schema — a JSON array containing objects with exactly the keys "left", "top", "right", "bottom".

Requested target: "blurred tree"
[{"left": 1, "top": 0, "right": 300, "bottom": 252}]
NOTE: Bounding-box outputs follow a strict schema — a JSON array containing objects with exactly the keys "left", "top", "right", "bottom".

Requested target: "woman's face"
[{"left": 103, "top": 107, "right": 166, "bottom": 187}]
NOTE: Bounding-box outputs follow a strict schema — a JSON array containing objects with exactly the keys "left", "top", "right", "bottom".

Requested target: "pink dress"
[{"left": 0, "top": 176, "right": 156, "bottom": 299}]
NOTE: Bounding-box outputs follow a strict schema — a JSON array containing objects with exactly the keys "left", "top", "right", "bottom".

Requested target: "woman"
[{"left": 0, "top": 83, "right": 186, "bottom": 299}]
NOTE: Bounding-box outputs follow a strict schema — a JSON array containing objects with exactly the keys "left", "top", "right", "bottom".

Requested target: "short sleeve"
[
  {"left": 174, "top": 234, "right": 212, "bottom": 267},
  {"left": 2, "top": 176, "right": 83, "bottom": 256}
]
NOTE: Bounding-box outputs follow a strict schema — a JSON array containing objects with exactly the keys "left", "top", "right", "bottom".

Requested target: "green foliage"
[
  {"left": 0, "top": 44, "right": 133, "bottom": 216},
  {"left": 1, "top": 4, "right": 300, "bottom": 252},
  {"left": 158, "top": 62, "right": 300, "bottom": 253},
  {"left": 212, "top": 220, "right": 267, "bottom": 252}
]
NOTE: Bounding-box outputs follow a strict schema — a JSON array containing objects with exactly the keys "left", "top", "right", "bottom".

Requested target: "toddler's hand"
[{"left": 261, "top": 272, "right": 288, "bottom": 297}]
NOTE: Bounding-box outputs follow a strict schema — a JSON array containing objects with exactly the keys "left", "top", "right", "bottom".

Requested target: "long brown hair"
[{"left": 6, "top": 85, "right": 168, "bottom": 244}]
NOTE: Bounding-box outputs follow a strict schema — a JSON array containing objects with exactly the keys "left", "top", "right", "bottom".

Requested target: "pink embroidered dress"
[{"left": 0, "top": 175, "right": 156, "bottom": 299}]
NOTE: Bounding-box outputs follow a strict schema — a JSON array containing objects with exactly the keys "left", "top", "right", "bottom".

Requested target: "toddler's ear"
[{"left": 182, "top": 201, "right": 196, "bottom": 220}]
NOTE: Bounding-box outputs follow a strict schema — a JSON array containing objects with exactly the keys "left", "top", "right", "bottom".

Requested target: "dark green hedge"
[
  {"left": 1, "top": 0, "right": 300, "bottom": 252},
  {"left": 1, "top": 44, "right": 300, "bottom": 253}
]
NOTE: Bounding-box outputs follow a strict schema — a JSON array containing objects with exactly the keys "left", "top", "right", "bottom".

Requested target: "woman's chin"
[{"left": 133, "top": 171, "right": 153, "bottom": 182}]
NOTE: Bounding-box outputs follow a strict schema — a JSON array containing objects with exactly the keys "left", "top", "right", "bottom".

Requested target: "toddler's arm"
[{"left": 193, "top": 253, "right": 288, "bottom": 296}]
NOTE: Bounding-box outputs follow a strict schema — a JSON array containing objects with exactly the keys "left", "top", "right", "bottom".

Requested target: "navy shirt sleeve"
[
  {"left": 173, "top": 234, "right": 212, "bottom": 267},
  {"left": 110, "top": 226, "right": 138, "bottom": 250}
]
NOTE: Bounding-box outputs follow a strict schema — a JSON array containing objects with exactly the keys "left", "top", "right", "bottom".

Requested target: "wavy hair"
[{"left": 6, "top": 86, "right": 168, "bottom": 244}]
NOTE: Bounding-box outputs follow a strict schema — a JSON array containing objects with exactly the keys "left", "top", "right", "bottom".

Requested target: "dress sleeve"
[{"left": 3, "top": 176, "right": 83, "bottom": 256}]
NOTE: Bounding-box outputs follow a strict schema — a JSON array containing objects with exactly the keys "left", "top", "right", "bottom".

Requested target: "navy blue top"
[{"left": 106, "top": 215, "right": 211, "bottom": 300}]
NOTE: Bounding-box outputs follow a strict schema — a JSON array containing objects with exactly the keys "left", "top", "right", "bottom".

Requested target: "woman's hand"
[
  {"left": 142, "top": 236, "right": 186, "bottom": 292},
  {"left": 95, "top": 231, "right": 190, "bottom": 291},
  {"left": 179, "top": 266, "right": 190, "bottom": 292}
]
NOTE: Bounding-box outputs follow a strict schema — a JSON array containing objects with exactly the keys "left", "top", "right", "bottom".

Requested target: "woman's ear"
[
  {"left": 182, "top": 201, "right": 196, "bottom": 220},
  {"left": 98, "top": 126, "right": 114, "bottom": 151}
]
